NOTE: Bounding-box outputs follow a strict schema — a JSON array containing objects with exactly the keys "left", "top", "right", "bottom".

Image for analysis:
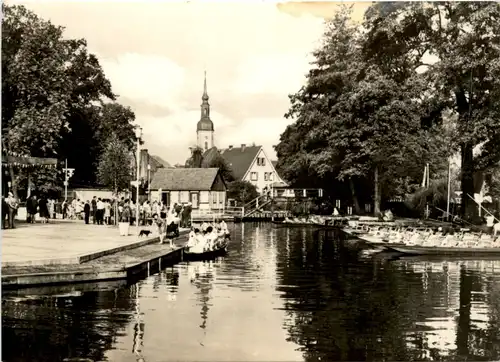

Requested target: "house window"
[
  {"left": 250, "top": 172, "right": 258, "bottom": 181},
  {"left": 257, "top": 157, "right": 266, "bottom": 166},
  {"left": 180, "top": 191, "right": 189, "bottom": 203},
  {"left": 264, "top": 172, "right": 269, "bottom": 181}
]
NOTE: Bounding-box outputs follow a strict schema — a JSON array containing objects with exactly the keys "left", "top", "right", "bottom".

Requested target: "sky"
[{"left": 12, "top": 0, "right": 370, "bottom": 165}]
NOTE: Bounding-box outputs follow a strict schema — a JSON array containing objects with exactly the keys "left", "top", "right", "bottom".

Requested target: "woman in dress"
[{"left": 104, "top": 200, "right": 111, "bottom": 225}]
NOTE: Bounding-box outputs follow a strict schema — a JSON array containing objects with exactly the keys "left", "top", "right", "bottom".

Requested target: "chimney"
[
  {"left": 241, "top": 144, "right": 246, "bottom": 152},
  {"left": 228, "top": 145, "right": 233, "bottom": 150}
]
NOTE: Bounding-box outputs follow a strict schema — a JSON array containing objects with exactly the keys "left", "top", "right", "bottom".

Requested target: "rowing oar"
[
  {"left": 433, "top": 206, "right": 474, "bottom": 226},
  {"left": 467, "top": 193, "right": 500, "bottom": 223}
]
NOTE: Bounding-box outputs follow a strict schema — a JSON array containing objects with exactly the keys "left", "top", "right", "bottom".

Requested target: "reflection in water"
[{"left": 2, "top": 224, "right": 500, "bottom": 361}]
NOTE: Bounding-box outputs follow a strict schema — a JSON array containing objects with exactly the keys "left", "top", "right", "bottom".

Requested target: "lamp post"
[
  {"left": 63, "top": 159, "right": 75, "bottom": 201},
  {"left": 147, "top": 164, "right": 151, "bottom": 201},
  {"left": 135, "top": 126, "right": 142, "bottom": 233}
]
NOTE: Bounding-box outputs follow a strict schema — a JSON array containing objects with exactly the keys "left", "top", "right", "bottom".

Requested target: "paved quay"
[{"left": 2, "top": 220, "right": 190, "bottom": 287}]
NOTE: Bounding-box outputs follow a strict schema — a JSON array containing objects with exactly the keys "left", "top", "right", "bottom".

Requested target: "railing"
[
  {"left": 242, "top": 194, "right": 272, "bottom": 217},
  {"left": 191, "top": 206, "right": 244, "bottom": 221}
]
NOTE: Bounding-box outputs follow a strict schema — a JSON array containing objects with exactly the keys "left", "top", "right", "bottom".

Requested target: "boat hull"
[
  {"left": 272, "top": 221, "right": 345, "bottom": 229},
  {"left": 184, "top": 246, "right": 228, "bottom": 261},
  {"left": 385, "top": 244, "right": 500, "bottom": 256}
]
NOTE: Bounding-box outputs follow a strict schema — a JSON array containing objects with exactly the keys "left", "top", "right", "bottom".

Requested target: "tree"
[
  {"left": 185, "top": 146, "right": 235, "bottom": 182},
  {"left": 204, "top": 153, "right": 234, "bottom": 182},
  {"left": 276, "top": 5, "right": 447, "bottom": 214},
  {"left": 97, "top": 134, "right": 133, "bottom": 196},
  {"left": 2, "top": 4, "right": 119, "bottom": 195},
  {"left": 59, "top": 102, "right": 136, "bottom": 186},
  {"left": 185, "top": 147, "right": 203, "bottom": 168},
  {"left": 227, "top": 180, "right": 259, "bottom": 205},
  {"left": 362, "top": 1, "right": 500, "bottom": 219}
]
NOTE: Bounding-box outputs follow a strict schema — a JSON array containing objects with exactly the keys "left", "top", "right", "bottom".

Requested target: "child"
[{"left": 154, "top": 214, "right": 165, "bottom": 244}]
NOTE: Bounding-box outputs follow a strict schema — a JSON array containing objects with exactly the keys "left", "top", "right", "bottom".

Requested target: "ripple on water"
[{"left": 3, "top": 224, "right": 500, "bottom": 361}]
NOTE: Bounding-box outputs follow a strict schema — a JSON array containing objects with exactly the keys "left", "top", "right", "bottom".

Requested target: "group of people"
[
  {"left": 153, "top": 202, "right": 188, "bottom": 246},
  {"left": 26, "top": 195, "right": 58, "bottom": 224},
  {"left": 117, "top": 199, "right": 192, "bottom": 227},
  {"left": 186, "top": 219, "right": 230, "bottom": 253}
]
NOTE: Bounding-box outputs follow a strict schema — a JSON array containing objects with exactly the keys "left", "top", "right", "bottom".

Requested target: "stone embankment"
[{"left": 2, "top": 220, "right": 189, "bottom": 288}]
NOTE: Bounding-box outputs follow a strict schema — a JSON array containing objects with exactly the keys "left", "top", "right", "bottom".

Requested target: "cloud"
[
  {"left": 11, "top": 0, "right": 335, "bottom": 164},
  {"left": 235, "top": 53, "right": 312, "bottom": 95},
  {"left": 99, "top": 53, "right": 186, "bottom": 111}
]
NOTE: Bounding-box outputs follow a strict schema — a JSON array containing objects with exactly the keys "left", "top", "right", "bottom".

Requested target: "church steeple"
[
  {"left": 202, "top": 70, "right": 209, "bottom": 101},
  {"left": 196, "top": 71, "right": 215, "bottom": 151},
  {"left": 198, "top": 71, "right": 213, "bottom": 130}
]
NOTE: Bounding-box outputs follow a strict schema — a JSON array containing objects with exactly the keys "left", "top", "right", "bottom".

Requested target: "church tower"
[{"left": 196, "top": 71, "right": 214, "bottom": 151}]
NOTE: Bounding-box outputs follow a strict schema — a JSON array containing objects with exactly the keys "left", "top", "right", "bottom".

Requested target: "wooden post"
[{"left": 271, "top": 191, "right": 275, "bottom": 222}]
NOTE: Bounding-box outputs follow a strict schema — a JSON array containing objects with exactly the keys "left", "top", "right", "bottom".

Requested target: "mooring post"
[
  {"left": 159, "top": 257, "right": 161, "bottom": 270},
  {"left": 147, "top": 261, "right": 150, "bottom": 277}
]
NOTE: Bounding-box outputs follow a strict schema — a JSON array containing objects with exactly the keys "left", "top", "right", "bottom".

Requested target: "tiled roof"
[
  {"left": 150, "top": 168, "right": 220, "bottom": 191},
  {"left": 150, "top": 155, "right": 172, "bottom": 169},
  {"left": 271, "top": 160, "right": 278, "bottom": 168},
  {"left": 219, "top": 145, "right": 261, "bottom": 181}
]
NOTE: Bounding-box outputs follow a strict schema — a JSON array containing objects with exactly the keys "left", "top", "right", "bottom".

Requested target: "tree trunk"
[
  {"left": 374, "top": 166, "right": 381, "bottom": 216},
  {"left": 460, "top": 142, "right": 475, "bottom": 220},
  {"left": 349, "top": 178, "right": 361, "bottom": 214}
]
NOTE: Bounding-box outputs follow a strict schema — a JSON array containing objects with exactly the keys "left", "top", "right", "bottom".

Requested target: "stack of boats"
[
  {"left": 343, "top": 221, "right": 500, "bottom": 255},
  {"left": 273, "top": 215, "right": 349, "bottom": 228}
]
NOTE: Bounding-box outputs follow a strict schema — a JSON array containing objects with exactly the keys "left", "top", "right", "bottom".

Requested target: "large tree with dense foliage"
[
  {"left": 185, "top": 147, "right": 235, "bottom": 182},
  {"left": 362, "top": 1, "right": 500, "bottom": 218},
  {"left": 2, "top": 4, "right": 137, "bottom": 195},
  {"left": 59, "top": 102, "right": 137, "bottom": 186},
  {"left": 227, "top": 180, "right": 259, "bottom": 205},
  {"left": 276, "top": 5, "right": 448, "bottom": 214}
]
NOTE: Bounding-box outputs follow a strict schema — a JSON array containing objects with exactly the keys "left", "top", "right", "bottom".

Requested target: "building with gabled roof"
[
  {"left": 149, "top": 167, "right": 226, "bottom": 210},
  {"left": 189, "top": 72, "right": 284, "bottom": 193},
  {"left": 218, "top": 144, "right": 285, "bottom": 193}
]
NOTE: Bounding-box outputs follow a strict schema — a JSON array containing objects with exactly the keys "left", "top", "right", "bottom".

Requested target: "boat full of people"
[
  {"left": 274, "top": 213, "right": 349, "bottom": 228},
  {"left": 349, "top": 224, "right": 500, "bottom": 256},
  {"left": 184, "top": 219, "right": 231, "bottom": 261}
]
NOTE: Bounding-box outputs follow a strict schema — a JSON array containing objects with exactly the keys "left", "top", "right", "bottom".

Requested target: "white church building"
[{"left": 194, "top": 72, "right": 287, "bottom": 194}]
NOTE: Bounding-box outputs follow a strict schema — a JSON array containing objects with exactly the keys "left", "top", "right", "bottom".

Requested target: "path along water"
[{"left": 2, "top": 223, "right": 500, "bottom": 361}]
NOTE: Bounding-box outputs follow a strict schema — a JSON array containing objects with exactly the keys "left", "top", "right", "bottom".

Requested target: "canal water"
[{"left": 3, "top": 223, "right": 500, "bottom": 362}]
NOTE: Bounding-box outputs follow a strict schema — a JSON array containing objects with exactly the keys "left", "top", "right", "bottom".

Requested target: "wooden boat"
[
  {"left": 384, "top": 244, "right": 500, "bottom": 256},
  {"left": 184, "top": 245, "right": 228, "bottom": 261},
  {"left": 183, "top": 234, "right": 230, "bottom": 261},
  {"left": 272, "top": 220, "right": 325, "bottom": 228}
]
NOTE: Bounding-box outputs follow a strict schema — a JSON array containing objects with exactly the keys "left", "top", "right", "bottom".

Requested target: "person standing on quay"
[
  {"left": 48, "top": 198, "right": 55, "bottom": 219},
  {"left": 26, "top": 194, "right": 37, "bottom": 223},
  {"left": 91, "top": 196, "right": 97, "bottom": 224},
  {"left": 38, "top": 195, "right": 49, "bottom": 224},
  {"left": 84, "top": 200, "right": 91, "bottom": 224},
  {"left": 104, "top": 199, "right": 111, "bottom": 225},
  {"left": 5, "top": 192, "right": 19, "bottom": 229},
  {"left": 96, "top": 197, "right": 105, "bottom": 225},
  {"left": 62, "top": 199, "right": 68, "bottom": 219}
]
